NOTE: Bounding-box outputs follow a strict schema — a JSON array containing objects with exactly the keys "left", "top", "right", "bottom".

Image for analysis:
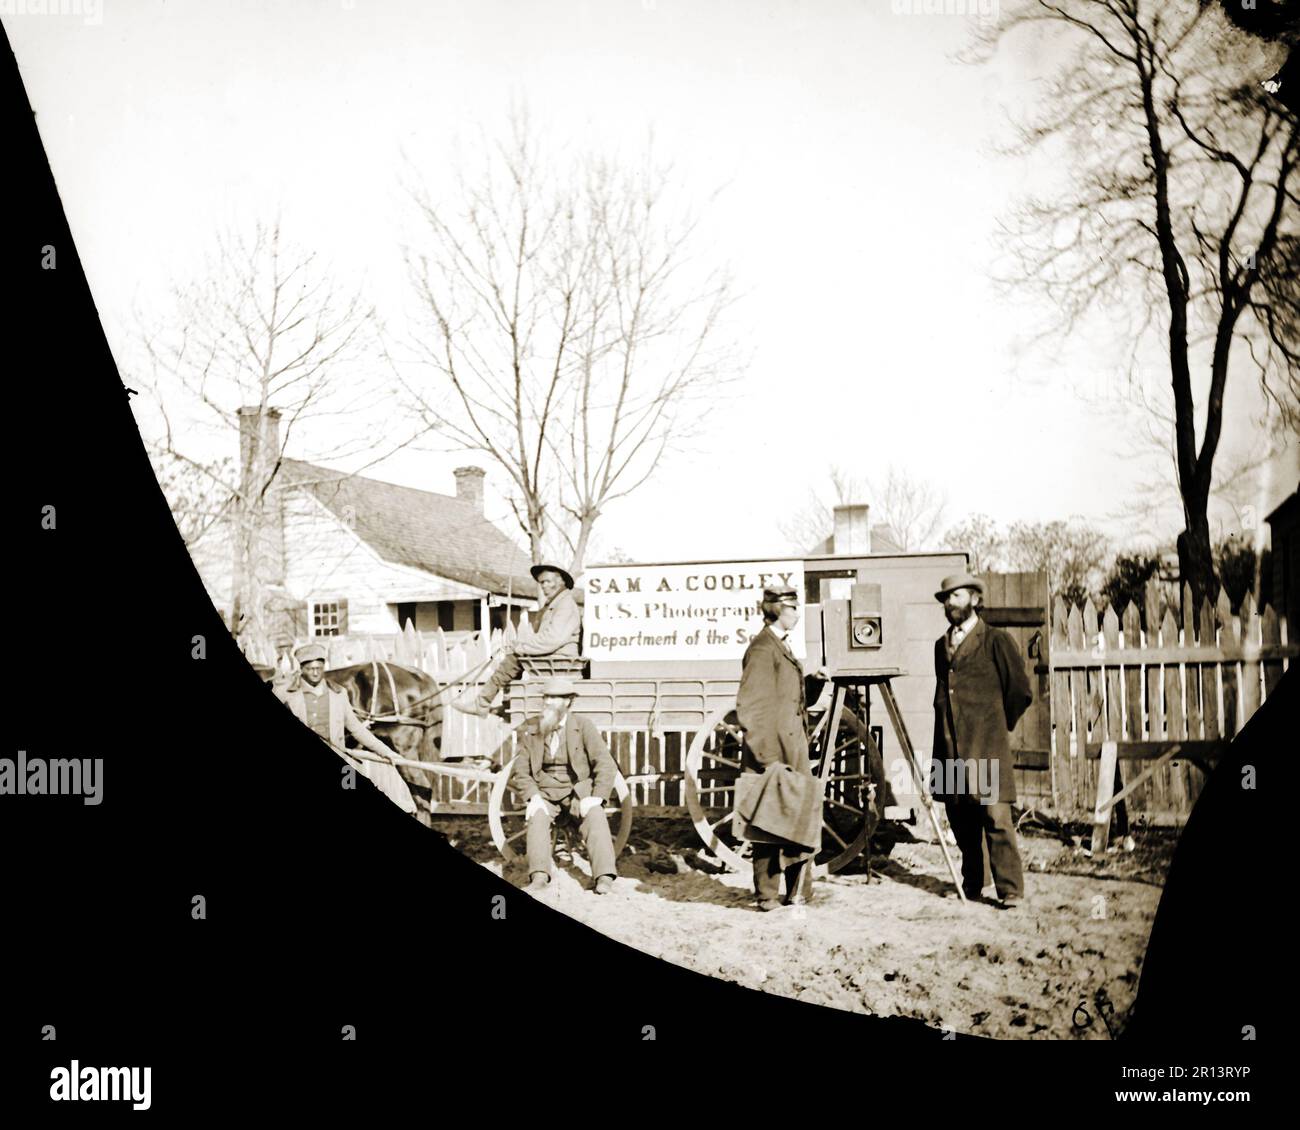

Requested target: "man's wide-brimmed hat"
[
  {"left": 294, "top": 642, "right": 329, "bottom": 664},
  {"left": 934, "top": 573, "right": 985, "bottom": 602},
  {"left": 539, "top": 676, "right": 580, "bottom": 698},
  {"left": 531, "top": 563, "right": 575, "bottom": 590}
]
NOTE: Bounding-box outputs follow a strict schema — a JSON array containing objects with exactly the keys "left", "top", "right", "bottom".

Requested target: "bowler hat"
[
  {"left": 762, "top": 585, "right": 799, "bottom": 604},
  {"left": 934, "top": 572, "right": 985, "bottom": 602},
  {"left": 539, "top": 676, "right": 580, "bottom": 698},
  {"left": 294, "top": 642, "right": 328, "bottom": 664},
  {"left": 531, "top": 563, "right": 575, "bottom": 590}
]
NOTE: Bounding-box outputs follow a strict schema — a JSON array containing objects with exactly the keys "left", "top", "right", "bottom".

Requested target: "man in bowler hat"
[
  {"left": 510, "top": 676, "right": 619, "bottom": 895},
  {"left": 454, "top": 563, "right": 582, "bottom": 716},
  {"left": 931, "top": 573, "right": 1032, "bottom": 907}
]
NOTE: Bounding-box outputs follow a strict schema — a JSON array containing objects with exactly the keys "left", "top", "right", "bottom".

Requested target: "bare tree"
[
  {"left": 943, "top": 513, "right": 1009, "bottom": 574},
  {"left": 1006, "top": 519, "right": 1111, "bottom": 606},
  {"left": 979, "top": 0, "right": 1300, "bottom": 604},
  {"left": 778, "top": 465, "right": 865, "bottom": 553},
  {"left": 866, "top": 466, "right": 948, "bottom": 551},
  {"left": 135, "top": 221, "right": 389, "bottom": 644},
  {"left": 400, "top": 113, "right": 737, "bottom": 575}
]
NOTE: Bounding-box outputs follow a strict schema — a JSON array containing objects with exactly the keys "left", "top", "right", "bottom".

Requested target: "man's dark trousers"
[
  {"left": 526, "top": 795, "right": 616, "bottom": 878},
  {"left": 752, "top": 843, "right": 809, "bottom": 903},
  {"left": 945, "top": 798, "right": 1023, "bottom": 899}
]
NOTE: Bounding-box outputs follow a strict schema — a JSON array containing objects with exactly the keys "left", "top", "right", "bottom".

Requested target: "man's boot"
[{"left": 525, "top": 872, "right": 551, "bottom": 893}]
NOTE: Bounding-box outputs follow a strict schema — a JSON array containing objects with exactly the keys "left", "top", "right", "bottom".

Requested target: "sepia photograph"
[{"left": 6, "top": 0, "right": 1296, "bottom": 1063}]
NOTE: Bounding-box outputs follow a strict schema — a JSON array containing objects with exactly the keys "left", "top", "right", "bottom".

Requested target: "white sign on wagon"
[{"left": 581, "top": 560, "right": 806, "bottom": 662}]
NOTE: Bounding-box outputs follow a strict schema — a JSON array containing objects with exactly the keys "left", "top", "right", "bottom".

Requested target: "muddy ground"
[{"left": 434, "top": 813, "right": 1174, "bottom": 1040}]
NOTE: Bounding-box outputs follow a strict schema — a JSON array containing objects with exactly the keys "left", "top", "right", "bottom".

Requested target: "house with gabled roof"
[{"left": 189, "top": 407, "right": 538, "bottom": 643}]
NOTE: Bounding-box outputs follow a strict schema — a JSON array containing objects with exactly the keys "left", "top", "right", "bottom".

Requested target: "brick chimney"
[
  {"left": 235, "top": 405, "right": 285, "bottom": 591},
  {"left": 454, "top": 465, "right": 485, "bottom": 512},
  {"left": 832, "top": 503, "right": 871, "bottom": 554}
]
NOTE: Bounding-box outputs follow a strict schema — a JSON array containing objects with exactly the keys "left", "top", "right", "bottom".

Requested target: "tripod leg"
[{"left": 879, "top": 681, "right": 967, "bottom": 902}]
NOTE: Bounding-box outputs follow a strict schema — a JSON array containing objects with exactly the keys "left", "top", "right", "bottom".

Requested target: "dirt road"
[{"left": 443, "top": 816, "right": 1168, "bottom": 1040}]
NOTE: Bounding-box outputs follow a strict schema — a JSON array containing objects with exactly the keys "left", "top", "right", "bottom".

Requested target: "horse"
[{"left": 325, "top": 660, "right": 445, "bottom": 773}]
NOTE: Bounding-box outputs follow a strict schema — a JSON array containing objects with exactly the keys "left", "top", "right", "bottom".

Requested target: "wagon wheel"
[
  {"left": 684, "top": 704, "right": 875, "bottom": 875},
  {"left": 488, "top": 760, "right": 634, "bottom": 876}
]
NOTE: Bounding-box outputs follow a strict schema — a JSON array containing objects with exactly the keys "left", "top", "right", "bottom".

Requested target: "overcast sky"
[{"left": 9, "top": 0, "right": 1296, "bottom": 565}]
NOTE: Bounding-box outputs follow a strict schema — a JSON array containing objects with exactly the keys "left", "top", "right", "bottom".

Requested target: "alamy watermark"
[
  {"left": 0, "top": 0, "right": 103, "bottom": 26},
  {"left": 50, "top": 1061, "right": 150, "bottom": 1110},
  {"left": 0, "top": 751, "right": 103, "bottom": 804},
  {"left": 891, "top": 0, "right": 1000, "bottom": 22}
]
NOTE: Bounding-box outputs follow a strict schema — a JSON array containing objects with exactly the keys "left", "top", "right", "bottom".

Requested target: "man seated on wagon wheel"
[
  {"left": 453, "top": 563, "right": 581, "bottom": 717},
  {"left": 510, "top": 677, "right": 618, "bottom": 895},
  {"left": 734, "top": 585, "right": 823, "bottom": 911},
  {"left": 274, "top": 643, "right": 417, "bottom": 816}
]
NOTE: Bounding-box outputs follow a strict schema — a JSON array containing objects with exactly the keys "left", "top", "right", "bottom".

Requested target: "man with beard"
[
  {"left": 931, "top": 573, "right": 1032, "bottom": 907},
  {"left": 510, "top": 677, "right": 618, "bottom": 894},
  {"left": 274, "top": 643, "right": 417, "bottom": 815},
  {"left": 454, "top": 563, "right": 582, "bottom": 717}
]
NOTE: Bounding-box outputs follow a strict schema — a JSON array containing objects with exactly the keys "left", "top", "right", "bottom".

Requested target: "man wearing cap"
[
  {"left": 931, "top": 573, "right": 1033, "bottom": 907},
  {"left": 510, "top": 677, "right": 619, "bottom": 894},
  {"left": 275, "top": 643, "right": 417, "bottom": 816},
  {"left": 733, "top": 585, "right": 823, "bottom": 911},
  {"left": 454, "top": 563, "right": 582, "bottom": 717}
]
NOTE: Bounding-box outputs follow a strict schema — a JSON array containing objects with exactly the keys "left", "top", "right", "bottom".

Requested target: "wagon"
[{"left": 484, "top": 664, "right": 888, "bottom": 880}]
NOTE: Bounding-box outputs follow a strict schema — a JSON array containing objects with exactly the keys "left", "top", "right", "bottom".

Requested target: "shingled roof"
[{"left": 279, "top": 459, "right": 538, "bottom": 598}]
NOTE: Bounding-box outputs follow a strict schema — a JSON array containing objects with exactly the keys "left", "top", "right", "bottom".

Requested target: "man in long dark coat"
[
  {"left": 931, "top": 573, "right": 1032, "bottom": 907},
  {"left": 734, "top": 585, "right": 822, "bottom": 911}
]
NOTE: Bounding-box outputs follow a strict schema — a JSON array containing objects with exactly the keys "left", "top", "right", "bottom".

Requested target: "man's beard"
[
  {"left": 541, "top": 708, "right": 564, "bottom": 733},
  {"left": 945, "top": 604, "right": 970, "bottom": 625}
]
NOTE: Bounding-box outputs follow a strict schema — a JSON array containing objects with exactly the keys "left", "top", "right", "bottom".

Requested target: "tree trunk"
[{"left": 1177, "top": 504, "right": 1215, "bottom": 610}]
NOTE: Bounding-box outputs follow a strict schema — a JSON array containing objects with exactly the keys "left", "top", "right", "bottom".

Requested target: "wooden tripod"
[{"left": 820, "top": 670, "right": 967, "bottom": 902}]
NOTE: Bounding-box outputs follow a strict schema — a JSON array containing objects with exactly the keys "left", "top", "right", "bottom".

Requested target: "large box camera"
[{"left": 820, "top": 582, "right": 908, "bottom": 675}]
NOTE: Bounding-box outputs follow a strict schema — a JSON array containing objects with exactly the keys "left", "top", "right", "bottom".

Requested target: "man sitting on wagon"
[
  {"left": 274, "top": 643, "right": 417, "bottom": 816},
  {"left": 511, "top": 677, "right": 618, "bottom": 895},
  {"left": 454, "top": 562, "right": 582, "bottom": 717}
]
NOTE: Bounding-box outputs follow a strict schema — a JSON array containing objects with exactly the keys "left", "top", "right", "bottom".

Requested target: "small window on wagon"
[{"left": 310, "top": 598, "right": 348, "bottom": 637}]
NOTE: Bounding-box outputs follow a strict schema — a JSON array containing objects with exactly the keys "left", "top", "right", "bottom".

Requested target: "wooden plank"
[
  {"left": 1182, "top": 584, "right": 1202, "bottom": 741},
  {"left": 1092, "top": 740, "right": 1118, "bottom": 853},
  {"left": 1200, "top": 598, "right": 1220, "bottom": 741},
  {"left": 1102, "top": 605, "right": 1121, "bottom": 740},
  {"left": 1121, "top": 602, "right": 1146, "bottom": 811},
  {"left": 1161, "top": 607, "right": 1187, "bottom": 818},
  {"left": 1101, "top": 605, "right": 1126, "bottom": 827},
  {"left": 978, "top": 607, "right": 1046, "bottom": 625},
  {"left": 1218, "top": 589, "right": 1240, "bottom": 739},
  {"left": 1069, "top": 602, "right": 1089, "bottom": 821},
  {"left": 1262, "top": 604, "right": 1283, "bottom": 698},
  {"left": 1082, "top": 740, "right": 1230, "bottom": 760},
  {"left": 1241, "top": 592, "right": 1262, "bottom": 723},
  {"left": 1048, "top": 643, "right": 1298, "bottom": 666},
  {"left": 1050, "top": 596, "right": 1073, "bottom": 817},
  {"left": 1144, "top": 582, "right": 1166, "bottom": 815}
]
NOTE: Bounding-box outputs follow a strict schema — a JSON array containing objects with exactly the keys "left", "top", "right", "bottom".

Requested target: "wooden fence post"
[
  {"left": 1050, "top": 597, "right": 1073, "bottom": 816},
  {"left": 1217, "top": 589, "right": 1239, "bottom": 739}
]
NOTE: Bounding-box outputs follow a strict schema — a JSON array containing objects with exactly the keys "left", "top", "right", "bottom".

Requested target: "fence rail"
[{"left": 1047, "top": 580, "right": 1294, "bottom": 824}]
